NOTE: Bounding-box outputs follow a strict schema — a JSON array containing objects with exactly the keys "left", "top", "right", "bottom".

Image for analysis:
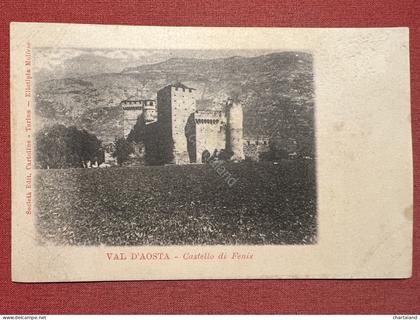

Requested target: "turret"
[
  {"left": 226, "top": 98, "right": 244, "bottom": 161},
  {"left": 143, "top": 100, "right": 157, "bottom": 123}
]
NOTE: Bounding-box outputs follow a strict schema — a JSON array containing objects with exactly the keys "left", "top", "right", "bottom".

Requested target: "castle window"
[
  {"left": 256, "top": 141, "right": 259, "bottom": 145},
  {"left": 247, "top": 141, "right": 250, "bottom": 145},
  {"left": 264, "top": 141, "right": 267, "bottom": 145}
]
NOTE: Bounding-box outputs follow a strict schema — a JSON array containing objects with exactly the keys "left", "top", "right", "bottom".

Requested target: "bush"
[
  {"left": 112, "top": 137, "right": 134, "bottom": 166},
  {"left": 36, "top": 124, "right": 103, "bottom": 169},
  {"left": 259, "top": 143, "right": 288, "bottom": 161}
]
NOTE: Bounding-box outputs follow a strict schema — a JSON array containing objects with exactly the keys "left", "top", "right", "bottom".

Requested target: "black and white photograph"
[
  {"left": 33, "top": 48, "right": 317, "bottom": 246},
  {"left": 11, "top": 24, "right": 412, "bottom": 281}
]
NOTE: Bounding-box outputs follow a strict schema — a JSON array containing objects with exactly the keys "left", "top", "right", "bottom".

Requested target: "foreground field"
[{"left": 35, "top": 161, "right": 317, "bottom": 245}]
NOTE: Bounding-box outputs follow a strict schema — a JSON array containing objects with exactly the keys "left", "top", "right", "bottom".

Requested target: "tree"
[
  {"left": 143, "top": 122, "right": 174, "bottom": 166},
  {"left": 127, "top": 113, "right": 146, "bottom": 144},
  {"left": 259, "top": 141, "right": 288, "bottom": 161},
  {"left": 112, "top": 137, "right": 134, "bottom": 166},
  {"left": 35, "top": 125, "right": 103, "bottom": 169},
  {"left": 36, "top": 124, "right": 69, "bottom": 169}
]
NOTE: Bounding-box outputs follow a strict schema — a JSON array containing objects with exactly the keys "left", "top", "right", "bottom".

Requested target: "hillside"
[{"left": 35, "top": 52, "right": 314, "bottom": 153}]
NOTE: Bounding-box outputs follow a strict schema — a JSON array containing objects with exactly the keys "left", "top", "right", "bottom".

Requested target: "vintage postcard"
[{"left": 11, "top": 23, "right": 412, "bottom": 282}]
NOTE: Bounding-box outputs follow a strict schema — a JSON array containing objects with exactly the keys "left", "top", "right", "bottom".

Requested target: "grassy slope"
[{"left": 35, "top": 161, "right": 316, "bottom": 246}]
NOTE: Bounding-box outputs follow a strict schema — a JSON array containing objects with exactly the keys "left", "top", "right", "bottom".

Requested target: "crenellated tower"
[
  {"left": 157, "top": 82, "right": 197, "bottom": 164},
  {"left": 121, "top": 97, "right": 157, "bottom": 138}
]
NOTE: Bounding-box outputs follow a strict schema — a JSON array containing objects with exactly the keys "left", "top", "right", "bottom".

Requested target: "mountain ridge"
[{"left": 35, "top": 52, "right": 315, "bottom": 155}]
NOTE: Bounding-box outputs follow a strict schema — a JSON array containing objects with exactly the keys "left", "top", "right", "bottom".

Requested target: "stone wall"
[
  {"left": 168, "top": 85, "right": 197, "bottom": 164},
  {"left": 122, "top": 105, "right": 143, "bottom": 138},
  {"left": 194, "top": 110, "right": 226, "bottom": 163}
]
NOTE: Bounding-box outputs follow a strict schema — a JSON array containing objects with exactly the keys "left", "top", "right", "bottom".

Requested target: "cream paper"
[{"left": 11, "top": 22, "right": 412, "bottom": 282}]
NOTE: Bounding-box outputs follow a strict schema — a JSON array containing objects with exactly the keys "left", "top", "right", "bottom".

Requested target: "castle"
[
  {"left": 121, "top": 97, "right": 157, "bottom": 138},
  {"left": 121, "top": 82, "right": 251, "bottom": 165}
]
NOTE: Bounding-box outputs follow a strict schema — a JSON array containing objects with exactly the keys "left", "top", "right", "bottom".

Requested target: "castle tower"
[
  {"left": 143, "top": 100, "right": 157, "bottom": 123},
  {"left": 194, "top": 109, "right": 226, "bottom": 163},
  {"left": 157, "top": 82, "right": 197, "bottom": 164},
  {"left": 226, "top": 98, "right": 245, "bottom": 161}
]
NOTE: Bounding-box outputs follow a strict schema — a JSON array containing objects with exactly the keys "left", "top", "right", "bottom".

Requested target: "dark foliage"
[
  {"left": 127, "top": 113, "right": 146, "bottom": 144},
  {"left": 143, "top": 122, "right": 175, "bottom": 165},
  {"left": 202, "top": 150, "right": 211, "bottom": 163},
  {"left": 35, "top": 124, "right": 103, "bottom": 169},
  {"left": 126, "top": 116, "right": 175, "bottom": 165},
  {"left": 218, "top": 149, "right": 234, "bottom": 161},
  {"left": 112, "top": 137, "right": 134, "bottom": 166},
  {"left": 260, "top": 141, "right": 289, "bottom": 161}
]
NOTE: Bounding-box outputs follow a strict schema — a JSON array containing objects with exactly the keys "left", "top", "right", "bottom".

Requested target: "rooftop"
[
  {"left": 159, "top": 82, "right": 196, "bottom": 92},
  {"left": 172, "top": 82, "right": 195, "bottom": 90}
]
